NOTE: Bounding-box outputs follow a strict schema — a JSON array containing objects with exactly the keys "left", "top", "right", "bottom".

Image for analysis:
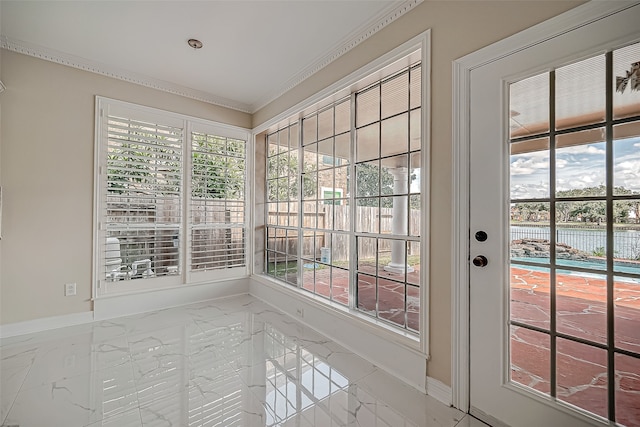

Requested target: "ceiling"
[{"left": 0, "top": 1, "right": 419, "bottom": 113}]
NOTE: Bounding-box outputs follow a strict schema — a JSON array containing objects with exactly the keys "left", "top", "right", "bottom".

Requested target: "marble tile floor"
[{"left": 0, "top": 295, "right": 482, "bottom": 427}]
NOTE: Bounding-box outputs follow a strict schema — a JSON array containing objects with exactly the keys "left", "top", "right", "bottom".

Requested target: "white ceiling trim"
[
  {"left": 0, "top": 0, "right": 422, "bottom": 114},
  {"left": 250, "top": 0, "right": 423, "bottom": 112},
  {"left": 0, "top": 35, "right": 253, "bottom": 113}
]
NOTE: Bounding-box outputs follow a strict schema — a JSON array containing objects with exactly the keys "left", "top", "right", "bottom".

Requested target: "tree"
[
  {"left": 513, "top": 202, "right": 549, "bottom": 222},
  {"left": 192, "top": 134, "right": 244, "bottom": 200},
  {"left": 267, "top": 147, "right": 316, "bottom": 201},
  {"left": 108, "top": 124, "right": 181, "bottom": 196},
  {"left": 355, "top": 163, "right": 393, "bottom": 207},
  {"left": 513, "top": 185, "right": 640, "bottom": 224}
]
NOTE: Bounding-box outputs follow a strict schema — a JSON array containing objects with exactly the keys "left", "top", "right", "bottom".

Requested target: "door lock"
[
  {"left": 473, "top": 255, "right": 488, "bottom": 267},
  {"left": 475, "top": 231, "right": 488, "bottom": 242}
]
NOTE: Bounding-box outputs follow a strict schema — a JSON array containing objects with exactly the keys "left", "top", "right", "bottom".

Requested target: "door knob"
[{"left": 473, "top": 255, "right": 488, "bottom": 267}]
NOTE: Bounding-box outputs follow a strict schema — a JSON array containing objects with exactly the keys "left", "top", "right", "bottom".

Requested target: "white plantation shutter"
[
  {"left": 190, "top": 132, "right": 246, "bottom": 273},
  {"left": 96, "top": 98, "right": 249, "bottom": 295},
  {"left": 105, "top": 115, "right": 183, "bottom": 284}
]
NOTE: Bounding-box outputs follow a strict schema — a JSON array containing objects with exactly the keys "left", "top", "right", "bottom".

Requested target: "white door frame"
[{"left": 451, "top": 1, "right": 640, "bottom": 412}]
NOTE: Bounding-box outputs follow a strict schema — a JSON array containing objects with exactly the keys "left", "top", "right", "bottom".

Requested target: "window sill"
[{"left": 250, "top": 273, "right": 425, "bottom": 357}]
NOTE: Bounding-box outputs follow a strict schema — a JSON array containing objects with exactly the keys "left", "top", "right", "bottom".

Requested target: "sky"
[{"left": 510, "top": 136, "right": 640, "bottom": 200}]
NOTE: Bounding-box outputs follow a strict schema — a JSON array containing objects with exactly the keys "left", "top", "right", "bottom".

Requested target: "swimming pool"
[{"left": 511, "top": 257, "right": 640, "bottom": 282}]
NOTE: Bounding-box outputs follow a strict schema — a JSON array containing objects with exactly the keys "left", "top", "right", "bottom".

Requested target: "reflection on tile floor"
[{"left": 1, "top": 295, "right": 471, "bottom": 427}]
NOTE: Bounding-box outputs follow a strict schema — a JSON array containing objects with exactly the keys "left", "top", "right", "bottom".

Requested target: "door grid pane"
[{"left": 509, "top": 42, "right": 640, "bottom": 425}]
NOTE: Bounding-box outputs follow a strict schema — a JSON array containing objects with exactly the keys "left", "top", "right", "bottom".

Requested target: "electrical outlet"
[
  {"left": 65, "top": 283, "right": 77, "bottom": 296},
  {"left": 295, "top": 308, "right": 304, "bottom": 318}
]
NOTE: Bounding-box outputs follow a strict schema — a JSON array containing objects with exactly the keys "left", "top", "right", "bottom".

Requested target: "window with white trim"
[
  {"left": 95, "top": 98, "right": 249, "bottom": 296},
  {"left": 264, "top": 53, "right": 425, "bottom": 334}
]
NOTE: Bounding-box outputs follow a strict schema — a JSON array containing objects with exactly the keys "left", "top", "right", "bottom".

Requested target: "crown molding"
[
  {"left": 0, "top": 35, "right": 253, "bottom": 113},
  {"left": 250, "top": 0, "right": 423, "bottom": 113},
  {"left": 1, "top": 0, "right": 422, "bottom": 114}
]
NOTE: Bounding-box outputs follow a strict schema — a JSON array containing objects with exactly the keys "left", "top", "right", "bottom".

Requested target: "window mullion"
[
  {"left": 349, "top": 93, "right": 358, "bottom": 310},
  {"left": 297, "top": 122, "right": 304, "bottom": 289},
  {"left": 183, "top": 120, "right": 192, "bottom": 284}
]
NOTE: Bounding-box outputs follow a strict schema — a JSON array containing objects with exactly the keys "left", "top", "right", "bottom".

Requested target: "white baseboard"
[
  {"left": 426, "top": 376, "right": 453, "bottom": 406},
  {"left": 94, "top": 277, "right": 250, "bottom": 321},
  {"left": 1, "top": 278, "right": 250, "bottom": 339},
  {"left": 250, "top": 276, "right": 428, "bottom": 393},
  {"left": 0, "top": 311, "right": 94, "bottom": 339}
]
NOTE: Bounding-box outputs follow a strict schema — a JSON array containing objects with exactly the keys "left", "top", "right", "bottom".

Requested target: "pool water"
[{"left": 511, "top": 257, "right": 640, "bottom": 282}]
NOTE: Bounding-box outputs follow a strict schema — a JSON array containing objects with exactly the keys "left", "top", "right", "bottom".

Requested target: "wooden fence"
[
  {"left": 107, "top": 196, "right": 245, "bottom": 272},
  {"left": 107, "top": 196, "right": 421, "bottom": 268},
  {"left": 267, "top": 202, "right": 420, "bottom": 262}
]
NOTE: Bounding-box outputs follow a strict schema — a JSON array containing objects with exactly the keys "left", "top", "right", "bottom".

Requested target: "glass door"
[{"left": 508, "top": 42, "right": 640, "bottom": 426}]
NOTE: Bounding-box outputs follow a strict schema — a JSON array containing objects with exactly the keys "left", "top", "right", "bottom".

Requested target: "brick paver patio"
[
  {"left": 510, "top": 266, "right": 640, "bottom": 424},
  {"left": 296, "top": 263, "right": 421, "bottom": 331}
]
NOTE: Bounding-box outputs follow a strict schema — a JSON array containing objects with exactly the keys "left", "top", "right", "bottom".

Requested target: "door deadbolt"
[
  {"left": 475, "top": 231, "right": 488, "bottom": 242},
  {"left": 473, "top": 255, "right": 488, "bottom": 267}
]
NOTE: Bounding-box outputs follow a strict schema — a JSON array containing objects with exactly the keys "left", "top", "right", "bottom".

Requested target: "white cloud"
[
  {"left": 510, "top": 141, "right": 639, "bottom": 195},
  {"left": 614, "top": 159, "right": 640, "bottom": 191},
  {"left": 559, "top": 145, "right": 606, "bottom": 155},
  {"left": 510, "top": 155, "right": 549, "bottom": 176},
  {"left": 510, "top": 182, "right": 549, "bottom": 199},
  {"left": 616, "top": 160, "right": 640, "bottom": 172}
]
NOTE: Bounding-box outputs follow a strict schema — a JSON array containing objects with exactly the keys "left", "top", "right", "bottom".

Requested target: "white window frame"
[
  {"left": 254, "top": 30, "right": 430, "bottom": 353},
  {"left": 93, "top": 97, "right": 251, "bottom": 297}
]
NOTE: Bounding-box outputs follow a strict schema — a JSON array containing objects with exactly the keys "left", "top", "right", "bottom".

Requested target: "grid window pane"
[
  {"left": 613, "top": 42, "right": 640, "bottom": 120},
  {"left": 556, "top": 271, "right": 607, "bottom": 344},
  {"left": 265, "top": 60, "right": 422, "bottom": 334},
  {"left": 510, "top": 265, "right": 551, "bottom": 331},
  {"left": 510, "top": 138, "right": 550, "bottom": 200},
  {"left": 510, "top": 72, "right": 550, "bottom": 138},
  {"left": 510, "top": 326, "right": 551, "bottom": 395},
  {"left": 381, "top": 113, "right": 408, "bottom": 157},
  {"left": 410, "top": 108, "right": 421, "bottom": 152},
  {"left": 410, "top": 65, "right": 422, "bottom": 110},
  {"left": 381, "top": 72, "right": 409, "bottom": 119},
  {"left": 615, "top": 353, "right": 640, "bottom": 427},
  {"left": 613, "top": 122, "right": 640, "bottom": 196},
  {"left": 356, "top": 124, "right": 380, "bottom": 162},
  {"left": 556, "top": 338, "right": 608, "bottom": 418},
  {"left": 356, "top": 161, "right": 380, "bottom": 197},
  {"left": 318, "top": 108, "right": 334, "bottom": 141},
  {"left": 356, "top": 87, "right": 380, "bottom": 127},
  {"left": 556, "top": 134, "right": 606, "bottom": 196},
  {"left": 303, "top": 115, "right": 317, "bottom": 145},
  {"left": 378, "top": 277, "right": 406, "bottom": 327},
  {"left": 556, "top": 55, "right": 606, "bottom": 130},
  {"left": 614, "top": 275, "right": 640, "bottom": 354}
]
